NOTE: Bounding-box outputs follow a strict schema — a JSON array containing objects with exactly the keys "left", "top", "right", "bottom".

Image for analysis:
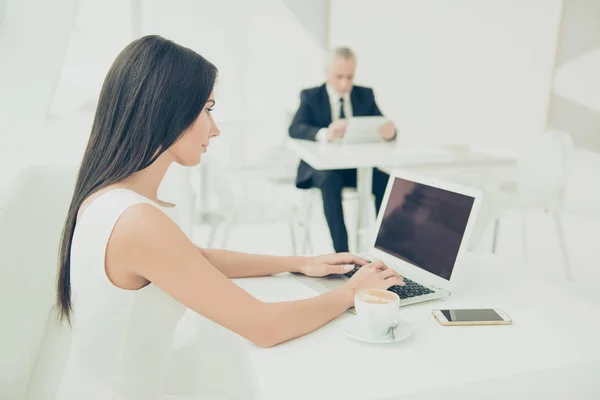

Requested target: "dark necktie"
[{"left": 339, "top": 97, "right": 346, "bottom": 119}]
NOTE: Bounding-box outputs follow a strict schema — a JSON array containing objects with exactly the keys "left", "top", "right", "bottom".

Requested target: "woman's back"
[{"left": 55, "top": 189, "right": 185, "bottom": 400}]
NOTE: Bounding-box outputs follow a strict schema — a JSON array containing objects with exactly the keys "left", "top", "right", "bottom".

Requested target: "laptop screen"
[{"left": 374, "top": 177, "right": 476, "bottom": 280}]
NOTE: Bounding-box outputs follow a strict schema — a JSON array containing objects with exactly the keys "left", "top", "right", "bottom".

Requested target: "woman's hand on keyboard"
[
  {"left": 300, "top": 252, "right": 369, "bottom": 278},
  {"left": 344, "top": 260, "right": 405, "bottom": 295}
]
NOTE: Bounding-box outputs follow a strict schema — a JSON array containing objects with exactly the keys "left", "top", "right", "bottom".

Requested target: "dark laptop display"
[{"left": 374, "top": 177, "right": 476, "bottom": 280}]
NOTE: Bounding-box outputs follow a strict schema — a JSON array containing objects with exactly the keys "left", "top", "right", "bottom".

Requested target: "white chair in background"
[
  {"left": 295, "top": 187, "right": 362, "bottom": 254},
  {"left": 489, "top": 131, "right": 575, "bottom": 279},
  {"left": 561, "top": 147, "right": 600, "bottom": 217},
  {"left": 205, "top": 163, "right": 302, "bottom": 253},
  {"left": 0, "top": 164, "right": 77, "bottom": 400}
]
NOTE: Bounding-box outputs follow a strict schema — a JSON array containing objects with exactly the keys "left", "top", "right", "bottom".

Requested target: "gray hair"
[{"left": 329, "top": 47, "right": 356, "bottom": 66}]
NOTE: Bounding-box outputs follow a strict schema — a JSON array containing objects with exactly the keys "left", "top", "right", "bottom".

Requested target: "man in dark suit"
[{"left": 289, "top": 47, "right": 397, "bottom": 253}]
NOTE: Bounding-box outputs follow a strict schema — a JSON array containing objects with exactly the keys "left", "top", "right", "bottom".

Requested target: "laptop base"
[{"left": 290, "top": 273, "right": 450, "bottom": 308}]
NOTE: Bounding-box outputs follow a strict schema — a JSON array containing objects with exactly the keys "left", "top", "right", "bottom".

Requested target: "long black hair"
[{"left": 57, "top": 35, "right": 218, "bottom": 322}]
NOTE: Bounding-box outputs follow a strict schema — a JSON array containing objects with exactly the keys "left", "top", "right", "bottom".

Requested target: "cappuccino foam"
[{"left": 358, "top": 290, "right": 397, "bottom": 304}]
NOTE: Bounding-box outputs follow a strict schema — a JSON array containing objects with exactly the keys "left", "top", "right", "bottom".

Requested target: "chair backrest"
[
  {"left": 209, "top": 163, "right": 277, "bottom": 216},
  {"left": 0, "top": 163, "right": 77, "bottom": 399},
  {"left": 516, "top": 130, "right": 575, "bottom": 207}
]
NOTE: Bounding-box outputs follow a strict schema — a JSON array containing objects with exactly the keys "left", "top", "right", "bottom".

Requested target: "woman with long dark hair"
[{"left": 55, "top": 35, "right": 404, "bottom": 399}]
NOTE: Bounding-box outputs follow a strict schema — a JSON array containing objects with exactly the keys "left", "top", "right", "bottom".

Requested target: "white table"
[
  {"left": 286, "top": 139, "right": 517, "bottom": 252},
  {"left": 234, "top": 253, "right": 600, "bottom": 399}
]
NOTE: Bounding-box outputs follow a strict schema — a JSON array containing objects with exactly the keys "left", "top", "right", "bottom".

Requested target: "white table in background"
[
  {"left": 234, "top": 253, "right": 600, "bottom": 400},
  {"left": 286, "top": 138, "right": 517, "bottom": 252}
]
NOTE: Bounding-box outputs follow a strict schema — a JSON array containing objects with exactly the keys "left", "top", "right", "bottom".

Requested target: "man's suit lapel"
[
  {"left": 350, "top": 87, "right": 364, "bottom": 117},
  {"left": 319, "top": 84, "right": 332, "bottom": 125}
]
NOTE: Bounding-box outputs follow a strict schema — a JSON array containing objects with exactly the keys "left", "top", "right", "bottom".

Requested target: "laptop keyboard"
[{"left": 344, "top": 264, "right": 435, "bottom": 299}]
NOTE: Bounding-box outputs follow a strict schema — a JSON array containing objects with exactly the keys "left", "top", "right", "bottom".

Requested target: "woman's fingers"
[
  {"left": 379, "top": 268, "right": 405, "bottom": 285},
  {"left": 368, "top": 260, "right": 388, "bottom": 271}
]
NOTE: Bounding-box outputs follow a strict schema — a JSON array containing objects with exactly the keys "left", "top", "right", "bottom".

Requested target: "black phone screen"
[{"left": 441, "top": 309, "right": 504, "bottom": 322}]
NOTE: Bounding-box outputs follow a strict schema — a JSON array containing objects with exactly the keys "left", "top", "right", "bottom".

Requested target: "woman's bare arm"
[
  {"left": 106, "top": 204, "right": 403, "bottom": 348},
  {"left": 196, "top": 247, "right": 306, "bottom": 278}
]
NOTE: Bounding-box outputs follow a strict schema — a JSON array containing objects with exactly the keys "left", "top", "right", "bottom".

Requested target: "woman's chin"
[{"left": 177, "top": 155, "right": 202, "bottom": 167}]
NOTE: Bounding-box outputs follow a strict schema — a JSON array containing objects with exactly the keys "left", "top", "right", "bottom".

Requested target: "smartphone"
[{"left": 432, "top": 308, "right": 512, "bottom": 326}]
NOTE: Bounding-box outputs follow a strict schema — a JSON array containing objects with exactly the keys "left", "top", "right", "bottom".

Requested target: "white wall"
[
  {"left": 0, "top": 0, "right": 79, "bottom": 123},
  {"left": 554, "top": 48, "right": 600, "bottom": 112},
  {"left": 49, "top": 0, "right": 134, "bottom": 116},
  {"left": 549, "top": 0, "right": 600, "bottom": 151},
  {"left": 0, "top": 0, "right": 7, "bottom": 26},
  {"left": 109, "top": 0, "right": 326, "bottom": 167},
  {"left": 2, "top": 0, "right": 328, "bottom": 220},
  {"left": 282, "top": 0, "right": 328, "bottom": 48},
  {"left": 46, "top": 0, "right": 327, "bottom": 167},
  {"left": 330, "top": 0, "right": 563, "bottom": 147}
]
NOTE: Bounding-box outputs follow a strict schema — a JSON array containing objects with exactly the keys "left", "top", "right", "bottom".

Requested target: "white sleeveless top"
[{"left": 55, "top": 189, "right": 186, "bottom": 400}]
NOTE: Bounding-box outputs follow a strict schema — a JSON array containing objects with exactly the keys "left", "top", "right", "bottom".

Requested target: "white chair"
[
  {"left": 296, "top": 187, "right": 362, "bottom": 254},
  {"left": 0, "top": 163, "right": 77, "bottom": 400},
  {"left": 489, "top": 131, "right": 575, "bottom": 279},
  {"left": 205, "top": 164, "right": 302, "bottom": 253}
]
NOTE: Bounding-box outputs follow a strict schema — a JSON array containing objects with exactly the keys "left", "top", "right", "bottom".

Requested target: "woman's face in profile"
[{"left": 169, "top": 91, "right": 220, "bottom": 166}]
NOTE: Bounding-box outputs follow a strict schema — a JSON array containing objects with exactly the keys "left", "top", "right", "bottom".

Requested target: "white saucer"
[{"left": 342, "top": 316, "right": 413, "bottom": 344}]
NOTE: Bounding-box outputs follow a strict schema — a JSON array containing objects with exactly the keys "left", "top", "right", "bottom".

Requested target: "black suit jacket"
[{"left": 288, "top": 83, "right": 386, "bottom": 189}]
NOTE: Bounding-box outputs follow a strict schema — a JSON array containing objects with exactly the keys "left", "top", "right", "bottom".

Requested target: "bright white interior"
[{"left": 2, "top": 0, "right": 600, "bottom": 399}]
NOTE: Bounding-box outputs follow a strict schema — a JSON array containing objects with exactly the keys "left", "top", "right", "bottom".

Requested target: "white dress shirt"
[{"left": 315, "top": 84, "right": 353, "bottom": 142}]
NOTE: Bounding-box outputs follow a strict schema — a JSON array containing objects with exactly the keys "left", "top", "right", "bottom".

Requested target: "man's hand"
[
  {"left": 379, "top": 121, "right": 397, "bottom": 141},
  {"left": 327, "top": 119, "right": 348, "bottom": 141}
]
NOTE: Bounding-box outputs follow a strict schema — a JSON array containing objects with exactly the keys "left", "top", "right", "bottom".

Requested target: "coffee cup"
[{"left": 354, "top": 289, "right": 400, "bottom": 338}]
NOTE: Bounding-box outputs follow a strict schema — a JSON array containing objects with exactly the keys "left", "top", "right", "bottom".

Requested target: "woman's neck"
[{"left": 117, "top": 154, "right": 172, "bottom": 203}]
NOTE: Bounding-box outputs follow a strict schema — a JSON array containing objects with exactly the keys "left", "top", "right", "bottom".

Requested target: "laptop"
[{"left": 293, "top": 170, "right": 482, "bottom": 307}]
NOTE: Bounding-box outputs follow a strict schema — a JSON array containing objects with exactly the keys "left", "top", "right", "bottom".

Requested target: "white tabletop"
[
  {"left": 286, "top": 138, "right": 517, "bottom": 172},
  {"left": 234, "top": 253, "right": 600, "bottom": 400},
  {"left": 286, "top": 138, "right": 397, "bottom": 170}
]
